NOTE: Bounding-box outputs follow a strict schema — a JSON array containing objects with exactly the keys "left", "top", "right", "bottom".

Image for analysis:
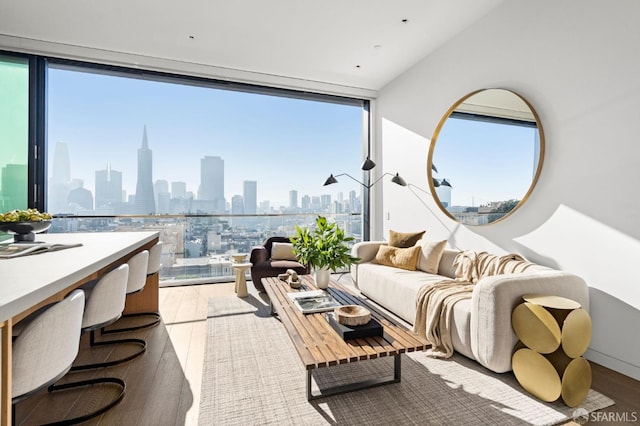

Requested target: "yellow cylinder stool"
[{"left": 511, "top": 294, "right": 592, "bottom": 407}]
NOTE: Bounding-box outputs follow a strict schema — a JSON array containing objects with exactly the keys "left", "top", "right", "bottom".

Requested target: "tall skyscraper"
[
  {"left": 51, "top": 141, "right": 71, "bottom": 183},
  {"left": 243, "top": 181, "right": 257, "bottom": 215},
  {"left": 95, "top": 164, "right": 123, "bottom": 209},
  {"left": 289, "top": 190, "right": 298, "bottom": 209},
  {"left": 48, "top": 142, "right": 72, "bottom": 214},
  {"left": 134, "top": 125, "right": 156, "bottom": 214},
  {"left": 199, "top": 156, "right": 225, "bottom": 213}
]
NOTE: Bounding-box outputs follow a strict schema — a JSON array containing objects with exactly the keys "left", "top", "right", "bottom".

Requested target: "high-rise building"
[
  {"left": 259, "top": 200, "right": 270, "bottom": 214},
  {"left": 1, "top": 164, "right": 27, "bottom": 211},
  {"left": 199, "top": 156, "right": 225, "bottom": 213},
  {"left": 171, "top": 181, "right": 187, "bottom": 199},
  {"left": 155, "top": 179, "right": 170, "bottom": 214},
  {"left": 301, "top": 195, "right": 310, "bottom": 211},
  {"left": 231, "top": 195, "right": 244, "bottom": 215},
  {"left": 95, "top": 164, "right": 123, "bottom": 209},
  {"left": 436, "top": 180, "right": 452, "bottom": 209},
  {"left": 243, "top": 181, "right": 257, "bottom": 215},
  {"left": 67, "top": 182, "right": 93, "bottom": 211},
  {"left": 321, "top": 194, "right": 331, "bottom": 210},
  {"left": 48, "top": 142, "right": 72, "bottom": 213},
  {"left": 289, "top": 190, "right": 298, "bottom": 209},
  {"left": 51, "top": 141, "right": 71, "bottom": 183},
  {"left": 134, "top": 125, "right": 156, "bottom": 214}
]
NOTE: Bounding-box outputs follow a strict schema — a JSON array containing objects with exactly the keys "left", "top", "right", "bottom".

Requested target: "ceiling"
[{"left": 0, "top": 0, "right": 503, "bottom": 93}]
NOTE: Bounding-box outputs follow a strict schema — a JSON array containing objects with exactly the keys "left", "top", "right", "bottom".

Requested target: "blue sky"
[
  {"left": 432, "top": 117, "right": 538, "bottom": 207},
  {"left": 47, "top": 68, "right": 363, "bottom": 207}
]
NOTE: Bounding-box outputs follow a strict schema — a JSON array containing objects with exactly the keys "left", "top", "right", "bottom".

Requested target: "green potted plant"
[{"left": 290, "top": 216, "right": 359, "bottom": 289}]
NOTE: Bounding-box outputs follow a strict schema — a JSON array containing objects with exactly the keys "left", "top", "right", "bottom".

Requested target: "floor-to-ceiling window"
[
  {"left": 0, "top": 55, "right": 29, "bottom": 217},
  {"left": 44, "top": 61, "right": 367, "bottom": 283}
]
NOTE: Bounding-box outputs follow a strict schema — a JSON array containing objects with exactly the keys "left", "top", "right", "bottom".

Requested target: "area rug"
[{"left": 199, "top": 295, "right": 614, "bottom": 426}]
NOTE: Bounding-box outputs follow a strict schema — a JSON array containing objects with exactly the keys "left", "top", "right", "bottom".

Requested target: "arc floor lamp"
[{"left": 323, "top": 157, "right": 406, "bottom": 241}]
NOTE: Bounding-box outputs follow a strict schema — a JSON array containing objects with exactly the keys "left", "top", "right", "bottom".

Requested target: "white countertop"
[{"left": 0, "top": 231, "right": 159, "bottom": 323}]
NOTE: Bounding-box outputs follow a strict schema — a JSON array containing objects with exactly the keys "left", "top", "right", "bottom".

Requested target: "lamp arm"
[
  {"left": 368, "top": 172, "right": 395, "bottom": 188},
  {"left": 407, "top": 183, "right": 433, "bottom": 196},
  {"left": 332, "top": 173, "right": 367, "bottom": 188}
]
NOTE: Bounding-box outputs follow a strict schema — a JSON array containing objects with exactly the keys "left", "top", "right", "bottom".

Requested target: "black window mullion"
[{"left": 28, "top": 56, "right": 47, "bottom": 210}]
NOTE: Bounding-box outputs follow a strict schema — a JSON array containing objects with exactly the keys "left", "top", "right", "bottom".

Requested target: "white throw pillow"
[
  {"left": 417, "top": 240, "right": 447, "bottom": 274},
  {"left": 271, "top": 242, "right": 298, "bottom": 261}
]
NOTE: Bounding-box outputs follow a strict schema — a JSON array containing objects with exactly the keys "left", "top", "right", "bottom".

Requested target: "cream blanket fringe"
[{"left": 414, "top": 251, "right": 534, "bottom": 358}]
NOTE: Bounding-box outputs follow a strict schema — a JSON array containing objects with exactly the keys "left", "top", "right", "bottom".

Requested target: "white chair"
[
  {"left": 103, "top": 242, "right": 162, "bottom": 334},
  {"left": 12, "top": 288, "right": 125, "bottom": 424},
  {"left": 71, "top": 259, "right": 146, "bottom": 370}
]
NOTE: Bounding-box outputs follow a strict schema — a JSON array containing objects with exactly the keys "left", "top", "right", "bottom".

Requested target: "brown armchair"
[{"left": 249, "top": 236, "right": 310, "bottom": 292}]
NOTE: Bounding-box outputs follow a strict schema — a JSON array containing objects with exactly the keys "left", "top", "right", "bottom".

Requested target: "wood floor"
[{"left": 15, "top": 282, "right": 640, "bottom": 425}]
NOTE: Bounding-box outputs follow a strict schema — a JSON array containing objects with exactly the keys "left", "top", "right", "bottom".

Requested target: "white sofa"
[{"left": 350, "top": 241, "right": 589, "bottom": 373}]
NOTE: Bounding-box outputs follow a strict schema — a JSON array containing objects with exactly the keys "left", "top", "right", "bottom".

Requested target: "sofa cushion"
[
  {"left": 389, "top": 230, "right": 425, "bottom": 248},
  {"left": 271, "top": 242, "right": 297, "bottom": 260},
  {"left": 373, "top": 245, "right": 421, "bottom": 271},
  {"left": 417, "top": 240, "right": 447, "bottom": 274},
  {"left": 438, "top": 249, "right": 462, "bottom": 279},
  {"left": 356, "top": 262, "right": 473, "bottom": 359}
]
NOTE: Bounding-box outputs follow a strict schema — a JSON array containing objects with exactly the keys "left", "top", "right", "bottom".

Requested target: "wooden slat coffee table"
[{"left": 262, "top": 275, "right": 430, "bottom": 401}]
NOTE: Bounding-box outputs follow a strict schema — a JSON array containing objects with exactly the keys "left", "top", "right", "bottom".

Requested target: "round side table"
[
  {"left": 511, "top": 294, "right": 592, "bottom": 407},
  {"left": 232, "top": 262, "right": 252, "bottom": 298}
]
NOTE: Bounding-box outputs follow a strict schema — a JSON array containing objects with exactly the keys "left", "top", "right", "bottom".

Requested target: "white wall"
[{"left": 375, "top": 0, "right": 640, "bottom": 380}]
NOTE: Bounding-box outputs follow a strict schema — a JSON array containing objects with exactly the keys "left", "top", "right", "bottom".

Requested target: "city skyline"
[
  {"left": 46, "top": 66, "right": 364, "bottom": 209},
  {"left": 47, "top": 137, "right": 362, "bottom": 215}
]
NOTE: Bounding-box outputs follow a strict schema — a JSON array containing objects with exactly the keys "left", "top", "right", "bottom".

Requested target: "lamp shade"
[
  {"left": 440, "top": 178, "right": 452, "bottom": 188},
  {"left": 361, "top": 157, "right": 376, "bottom": 171},
  {"left": 391, "top": 173, "right": 407, "bottom": 186},
  {"left": 323, "top": 174, "right": 338, "bottom": 186}
]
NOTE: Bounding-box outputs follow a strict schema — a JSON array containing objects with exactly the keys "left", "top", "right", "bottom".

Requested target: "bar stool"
[
  {"left": 12, "top": 287, "right": 125, "bottom": 424},
  {"left": 71, "top": 254, "right": 147, "bottom": 371},
  {"left": 102, "top": 242, "right": 162, "bottom": 334}
]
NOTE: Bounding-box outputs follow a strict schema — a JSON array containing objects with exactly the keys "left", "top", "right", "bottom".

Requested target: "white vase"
[{"left": 314, "top": 266, "right": 330, "bottom": 289}]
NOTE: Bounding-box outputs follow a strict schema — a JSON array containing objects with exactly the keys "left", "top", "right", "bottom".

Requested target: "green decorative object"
[{"left": 290, "top": 216, "right": 359, "bottom": 273}]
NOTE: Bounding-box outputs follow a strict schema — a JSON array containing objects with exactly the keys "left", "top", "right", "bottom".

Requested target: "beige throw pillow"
[
  {"left": 417, "top": 240, "right": 448, "bottom": 274},
  {"left": 373, "top": 245, "right": 421, "bottom": 271},
  {"left": 388, "top": 230, "right": 426, "bottom": 248},
  {"left": 271, "top": 242, "right": 297, "bottom": 261}
]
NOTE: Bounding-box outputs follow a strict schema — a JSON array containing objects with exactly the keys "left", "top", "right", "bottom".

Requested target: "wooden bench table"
[{"left": 262, "top": 275, "right": 429, "bottom": 401}]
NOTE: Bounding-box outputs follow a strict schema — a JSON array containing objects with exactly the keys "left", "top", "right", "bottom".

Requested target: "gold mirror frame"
[{"left": 427, "top": 89, "right": 545, "bottom": 226}]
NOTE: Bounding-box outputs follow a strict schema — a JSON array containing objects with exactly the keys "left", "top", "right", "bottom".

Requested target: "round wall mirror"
[{"left": 428, "top": 89, "right": 544, "bottom": 226}]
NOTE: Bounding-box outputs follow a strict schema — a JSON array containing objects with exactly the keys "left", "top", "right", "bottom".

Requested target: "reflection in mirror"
[{"left": 428, "top": 89, "right": 544, "bottom": 225}]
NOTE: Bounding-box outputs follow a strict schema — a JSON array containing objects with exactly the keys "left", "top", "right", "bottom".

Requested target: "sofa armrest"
[
  {"left": 470, "top": 270, "right": 589, "bottom": 373},
  {"left": 349, "top": 241, "right": 386, "bottom": 287},
  {"left": 250, "top": 246, "right": 269, "bottom": 265}
]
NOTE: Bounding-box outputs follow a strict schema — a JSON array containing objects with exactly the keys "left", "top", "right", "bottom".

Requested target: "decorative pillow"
[
  {"left": 389, "top": 230, "right": 426, "bottom": 248},
  {"left": 271, "top": 242, "right": 297, "bottom": 261},
  {"left": 416, "top": 240, "right": 448, "bottom": 274},
  {"left": 373, "top": 245, "right": 421, "bottom": 271}
]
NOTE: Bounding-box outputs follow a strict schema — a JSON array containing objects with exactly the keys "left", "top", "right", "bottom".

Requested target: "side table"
[
  {"left": 232, "top": 262, "right": 252, "bottom": 298},
  {"left": 511, "top": 294, "right": 592, "bottom": 407}
]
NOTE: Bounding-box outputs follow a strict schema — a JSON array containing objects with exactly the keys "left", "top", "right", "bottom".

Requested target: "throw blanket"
[{"left": 414, "top": 251, "right": 534, "bottom": 358}]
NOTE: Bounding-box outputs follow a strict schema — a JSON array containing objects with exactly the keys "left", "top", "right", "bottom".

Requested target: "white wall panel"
[{"left": 376, "top": 0, "right": 640, "bottom": 379}]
